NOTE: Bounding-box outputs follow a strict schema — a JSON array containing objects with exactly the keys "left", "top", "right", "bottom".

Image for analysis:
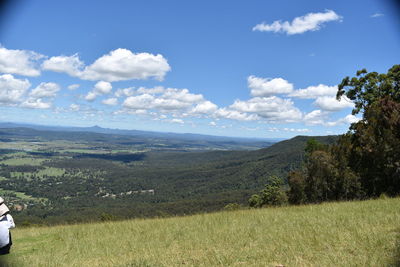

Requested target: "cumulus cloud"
[
  {"left": 123, "top": 94, "right": 155, "bottom": 109},
  {"left": 94, "top": 81, "right": 112, "bottom": 94},
  {"left": 68, "top": 84, "right": 80, "bottom": 90},
  {"left": 191, "top": 101, "right": 218, "bottom": 114},
  {"left": 304, "top": 109, "right": 361, "bottom": 126},
  {"left": 70, "top": 103, "right": 80, "bottom": 111},
  {"left": 162, "top": 88, "right": 203, "bottom": 103},
  {"left": 29, "top": 82, "right": 60, "bottom": 98},
  {"left": 152, "top": 98, "right": 191, "bottom": 110},
  {"left": 115, "top": 87, "right": 135, "bottom": 97},
  {"left": 314, "top": 95, "right": 354, "bottom": 111},
  {"left": 136, "top": 86, "right": 165, "bottom": 95},
  {"left": 122, "top": 87, "right": 206, "bottom": 113},
  {"left": 21, "top": 98, "right": 52, "bottom": 109},
  {"left": 0, "top": 47, "right": 43, "bottom": 76},
  {"left": 248, "top": 76, "right": 293, "bottom": 96},
  {"left": 84, "top": 81, "right": 112, "bottom": 102},
  {"left": 42, "top": 54, "right": 84, "bottom": 76},
  {"left": 85, "top": 91, "right": 97, "bottom": 102},
  {"left": 229, "top": 96, "right": 302, "bottom": 122},
  {"left": 0, "top": 74, "right": 31, "bottom": 105},
  {"left": 289, "top": 84, "right": 337, "bottom": 99},
  {"left": 102, "top": 98, "right": 118, "bottom": 106},
  {"left": 325, "top": 115, "right": 361, "bottom": 126},
  {"left": 82, "top": 49, "right": 170, "bottom": 81},
  {"left": 170, "top": 118, "right": 184, "bottom": 124},
  {"left": 253, "top": 10, "right": 342, "bottom": 35},
  {"left": 41, "top": 48, "right": 170, "bottom": 82},
  {"left": 304, "top": 109, "right": 327, "bottom": 125},
  {"left": 215, "top": 108, "right": 259, "bottom": 121}
]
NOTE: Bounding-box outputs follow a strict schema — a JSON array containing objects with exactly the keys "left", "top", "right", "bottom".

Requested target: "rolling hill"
[{"left": 0, "top": 126, "right": 338, "bottom": 224}]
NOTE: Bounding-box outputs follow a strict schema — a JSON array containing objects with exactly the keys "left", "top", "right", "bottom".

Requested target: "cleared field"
[
  {"left": 36, "top": 167, "right": 65, "bottom": 177},
  {"left": 2, "top": 197, "right": 399, "bottom": 266},
  {"left": 0, "top": 157, "right": 46, "bottom": 166}
]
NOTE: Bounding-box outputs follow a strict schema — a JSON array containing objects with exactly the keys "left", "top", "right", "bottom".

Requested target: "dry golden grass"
[{"left": 2, "top": 197, "right": 399, "bottom": 266}]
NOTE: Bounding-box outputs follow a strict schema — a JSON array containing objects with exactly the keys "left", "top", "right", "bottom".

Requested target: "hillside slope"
[
  {"left": 5, "top": 198, "right": 400, "bottom": 266},
  {"left": 7, "top": 135, "right": 338, "bottom": 224}
]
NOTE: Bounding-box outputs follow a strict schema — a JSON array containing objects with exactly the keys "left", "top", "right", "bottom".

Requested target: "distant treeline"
[{"left": 72, "top": 153, "right": 146, "bottom": 162}]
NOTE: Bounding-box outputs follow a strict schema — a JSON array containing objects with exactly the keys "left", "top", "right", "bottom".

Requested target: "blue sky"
[{"left": 0, "top": 0, "right": 398, "bottom": 138}]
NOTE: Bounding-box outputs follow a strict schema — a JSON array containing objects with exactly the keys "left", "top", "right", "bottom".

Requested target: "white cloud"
[
  {"left": 170, "top": 118, "right": 184, "bottom": 124},
  {"left": 253, "top": 10, "right": 342, "bottom": 35},
  {"left": 115, "top": 87, "right": 135, "bottom": 97},
  {"left": 122, "top": 87, "right": 206, "bottom": 112},
  {"left": 304, "top": 109, "right": 327, "bottom": 125},
  {"left": 102, "top": 98, "right": 118, "bottom": 106},
  {"left": 70, "top": 103, "right": 80, "bottom": 111},
  {"left": 0, "top": 47, "right": 43, "bottom": 76},
  {"left": 289, "top": 84, "right": 337, "bottom": 99},
  {"left": 325, "top": 114, "right": 361, "bottom": 127},
  {"left": 304, "top": 110, "right": 361, "bottom": 127},
  {"left": 191, "top": 101, "right": 218, "bottom": 114},
  {"left": 370, "top": 13, "right": 384, "bottom": 18},
  {"left": 314, "top": 95, "right": 354, "bottom": 111},
  {"left": 123, "top": 94, "right": 155, "bottom": 109},
  {"left": 0, "top": 74, "right": 31, "bottom": 105},
  {"left": 229, "top": 96, "right": 302, "bottom": 122},
  {"left": 41, "top": 49, "right": 170, "bottom": 82},
  {"left": 136, "top": 86, "right": 164, "bottom": 95},
  {"left": 68, "top": 84, "right": 80, "bottom": 90},
  {"left": 42, "top": 54, "right": 84, "bottom": 76},
  {"left": 94, "top": 81, "right": 112, "bottom": 94},
  {"left": 152, "top": 98, "right": 191, "bottom": 110},
  {"left": 134, "top": 109, "right": 148, "bottom": 115},
  {"left": 248, "top": 76, "right": 293, "bottom": 96},
  {"left": 21, "top": 98, "right": 51, "bottom": 109},
  {"left": 215, "top": 108, "right": 259, "bottom": 121},
  {"left": 81, "top": 48, "right": 170, "bottom": 82},
  {"left": 85, "top": 91, "right": 97, "bottom": 102},
  {"left": 209, "top": 121, "right": 217, "bottom": 126},
  {"left": 29, "top": 82, "right": 60, "bottom": 98},
  {"left": 84, "top": 81, "right": 112, "bottom": 102},
  {"left": 161, "top": 88, "right": 203, "bottom": 103},
  {"left": 283, "top": 128, "right": 311, "bottom": 133}
]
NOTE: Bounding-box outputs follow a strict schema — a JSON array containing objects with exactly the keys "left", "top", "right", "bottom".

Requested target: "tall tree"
[{"left": 337, "top": 65, "right": 400, "bottom": 196}]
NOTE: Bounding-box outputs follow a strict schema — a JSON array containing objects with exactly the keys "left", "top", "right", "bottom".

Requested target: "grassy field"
[
  {"left": 1, "top": 197, "right": 399, "bottom": 266},
  {"left": 0, "top": 157, "right": 46, "bottom": 166}
]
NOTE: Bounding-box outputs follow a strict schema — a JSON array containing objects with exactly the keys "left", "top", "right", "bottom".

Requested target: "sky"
[{"left": 0, "top": 0, "right": 399, "bottom": 138}]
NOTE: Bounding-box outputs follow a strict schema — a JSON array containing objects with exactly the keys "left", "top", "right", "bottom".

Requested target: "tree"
[
  {"left": 305, "top": 138, "right": 327, "bottom": 155},
  {"left": 337, "top": 65, "right": 400, "bottom": 196},
  {"left": 248, "top": 176, "right": 287, "bottom": 207},
  {"left": 287, "top": 170, "right": 306, "bottom": 204},
  {"left": 337, "top": 65, "right": 400, "bottom": 115}
]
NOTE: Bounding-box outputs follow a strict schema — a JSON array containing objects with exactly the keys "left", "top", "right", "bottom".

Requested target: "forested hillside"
[{"left": 0, "top": 127, "right": 336, "bottom": 224}]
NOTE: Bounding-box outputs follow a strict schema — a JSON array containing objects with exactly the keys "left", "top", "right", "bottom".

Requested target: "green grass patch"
[
  {"left": 0, "top": 157, "right": 46, "bottom": 166},
  {"left": 0, "top": 189, "right": 40, "bottom": 202},
  {"left": 36, "top": 167, "right": 65, "bottom": 177},
  {"left": 6, "top": 197, "right": 400, "bottom": 266}
]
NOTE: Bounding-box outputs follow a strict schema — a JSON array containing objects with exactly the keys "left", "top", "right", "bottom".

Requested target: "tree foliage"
[
  {"left": 248, "top": 176, "right": 287, "bottom": 207},
  {"left": 337, "top": 65, "right": 400, "bottom": 115},
  {"left": 287, "top": 64, "right": 400, "bottom": 204}
]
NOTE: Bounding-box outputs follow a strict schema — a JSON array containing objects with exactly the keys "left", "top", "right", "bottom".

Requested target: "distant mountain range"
[
  {"left": 0, "top": 122, "right": 282, "bottom": 151},
  {"left": 0, "top": 122, "right": 283, "bottom": 143}
]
